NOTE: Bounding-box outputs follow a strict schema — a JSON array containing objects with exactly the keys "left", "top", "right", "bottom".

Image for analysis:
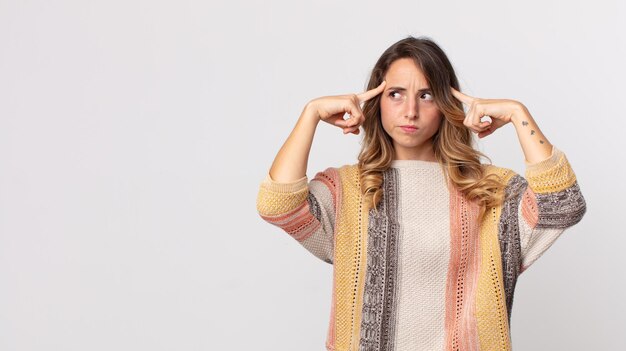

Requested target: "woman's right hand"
[{"left": 306, "top": 81, "right": 387, "bottom": 135}]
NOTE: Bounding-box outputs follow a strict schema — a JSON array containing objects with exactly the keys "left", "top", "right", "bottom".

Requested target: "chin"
[
  {"left": 393, "top": 134, "right": 434, "bottom": 148},
  {"left": 394, "top": 135, "right": 423, "bottom": 146},
  {"left": 394, "top": 140, "right": 422, "bottom": 149}
]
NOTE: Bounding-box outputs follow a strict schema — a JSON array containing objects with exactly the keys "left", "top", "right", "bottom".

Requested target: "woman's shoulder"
[
  {"left": 316, "top": 163, "right": 360, "bottom": 174},
  {"left": 312, "top": 163, "right": 358, "bottom": 176},
  {"left": 481, "top": 162, "right": 517, "bottom": 175},
  {"left": 310, "top": 163, "right": 360, "bottom": 188},
  {"left": 480, "top": 162, "right": 521, "bottom": 186}
]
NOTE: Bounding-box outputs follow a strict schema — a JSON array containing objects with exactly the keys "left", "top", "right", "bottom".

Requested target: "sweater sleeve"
[
  {"left": 255, "top": 167, "right": 341, "bottom": 265},
  {"left": 516, "top": 145, "right": 587, "bottom": 274}
]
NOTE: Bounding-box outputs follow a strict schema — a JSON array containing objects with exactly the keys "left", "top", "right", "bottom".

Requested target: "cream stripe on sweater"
[{"left": 390, "top": 159, "right": 450, "bottom": 350}]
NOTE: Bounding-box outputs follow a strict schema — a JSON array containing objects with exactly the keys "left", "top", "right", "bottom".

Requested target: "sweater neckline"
[{"left": 390, "top": 159, "right": 442, "bottom": 169}]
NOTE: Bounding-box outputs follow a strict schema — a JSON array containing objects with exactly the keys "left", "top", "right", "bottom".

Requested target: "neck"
[{"left": 393, "top": 143, "right": 437, "bottom": 161}]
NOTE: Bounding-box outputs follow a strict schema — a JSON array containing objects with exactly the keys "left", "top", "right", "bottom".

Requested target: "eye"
[
  {"left": 388, "top": 90, "right": 402, "bottom": 100},
  {"left": 421, "top": 92, "right": 433, "bottom": 100}
]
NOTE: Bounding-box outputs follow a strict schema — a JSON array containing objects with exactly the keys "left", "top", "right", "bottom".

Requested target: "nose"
[{"left": 404, "top": 96, "right": 418, "bottom": 119}]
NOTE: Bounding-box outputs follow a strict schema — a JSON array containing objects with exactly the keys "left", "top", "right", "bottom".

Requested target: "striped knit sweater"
[{"left": 256, "top": 145, "right": 586, "bottom": 351}]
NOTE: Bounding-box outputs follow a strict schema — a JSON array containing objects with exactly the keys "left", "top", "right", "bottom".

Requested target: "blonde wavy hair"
[{"left": 358, "top": 36, "right": 506, "bottom": 222}]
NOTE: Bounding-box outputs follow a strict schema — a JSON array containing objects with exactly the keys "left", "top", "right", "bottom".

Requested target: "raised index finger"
[
  {"left": 450, "top": 86, "right": 475, "bottom": 105},
  {"left": 357, "top": 81, "right": 387, "bottom": 103}
]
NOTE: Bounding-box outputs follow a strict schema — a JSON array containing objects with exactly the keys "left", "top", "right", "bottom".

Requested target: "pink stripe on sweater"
[
  {"left": 521, "top": 187, "right": 539, "bottom": 229},
  {"left": 444, "top": 185, "right": 481, "bottom": 351},
  {"left": 315, "top": 167, "right": 341, "bottom": 351}
]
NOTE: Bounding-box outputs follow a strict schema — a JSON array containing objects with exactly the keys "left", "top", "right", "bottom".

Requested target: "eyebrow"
[{"left": 387, "top": 86, "right": 431, "bottom": 93}]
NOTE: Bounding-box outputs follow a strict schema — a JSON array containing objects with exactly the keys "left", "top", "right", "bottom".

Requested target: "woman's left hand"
[{"left": 450, "top": 87, "right": 526, "bottom": 139}]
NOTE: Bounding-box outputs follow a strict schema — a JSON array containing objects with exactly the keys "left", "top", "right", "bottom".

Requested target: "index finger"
[
  {"left": 450, "top": 86, "right": 475, "bottom": 105},
  {"left": 357, "top": 81, "right": 387, "bottom": 103}
]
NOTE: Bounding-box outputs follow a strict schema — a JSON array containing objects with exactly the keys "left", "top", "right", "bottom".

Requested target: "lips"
[{"left": 400, "top": 125, "right": 418, "bottom": 133}]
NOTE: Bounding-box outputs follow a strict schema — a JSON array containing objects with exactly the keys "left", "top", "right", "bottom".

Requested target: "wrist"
[
  {"left": 302, "top": 101, "right": 321, "bottom": 124},
  {"left": 510, "top": 102, "right": 531, "bottom": 125}
]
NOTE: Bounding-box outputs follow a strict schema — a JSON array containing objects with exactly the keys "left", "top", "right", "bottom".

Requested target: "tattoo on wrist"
[
  {"left": 522, "top": 121, "right": 528, "bottom": 126},
  {"left": 539, "top": 140, "right": 544, "bottom": 144},
  {"left": 530, "top": 130, "right": 535, "bottom": 135}
]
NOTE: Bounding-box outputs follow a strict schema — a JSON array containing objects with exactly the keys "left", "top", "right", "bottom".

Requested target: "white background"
[{"left": 1, "top": 0, "right": 624, "bottom": 350}]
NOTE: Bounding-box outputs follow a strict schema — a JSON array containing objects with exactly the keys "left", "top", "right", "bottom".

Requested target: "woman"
[{"left": 256, "top": 36, "right": 586, "bottom": 351}]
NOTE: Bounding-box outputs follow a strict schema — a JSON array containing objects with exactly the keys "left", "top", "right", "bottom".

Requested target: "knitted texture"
[{"left": 256, "top": 145, "right": 586, "bottom": 351}]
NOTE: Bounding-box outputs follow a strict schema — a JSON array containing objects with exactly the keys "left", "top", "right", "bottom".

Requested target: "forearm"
[
  {"left": 268, "top": 103, "right": 320, "bottom": 182},
  {"left": 510, "top": 104, "right": 554, "bottom": 164}
]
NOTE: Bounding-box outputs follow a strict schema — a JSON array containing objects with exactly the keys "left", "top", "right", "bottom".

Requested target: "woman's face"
[{"left": 380, "top": 58, "right": 443, "bottom": 161}]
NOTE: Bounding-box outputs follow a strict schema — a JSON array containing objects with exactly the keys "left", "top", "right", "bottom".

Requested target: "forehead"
[{"left": 384, "top": 58, "right": 428, "bottom": 86}]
